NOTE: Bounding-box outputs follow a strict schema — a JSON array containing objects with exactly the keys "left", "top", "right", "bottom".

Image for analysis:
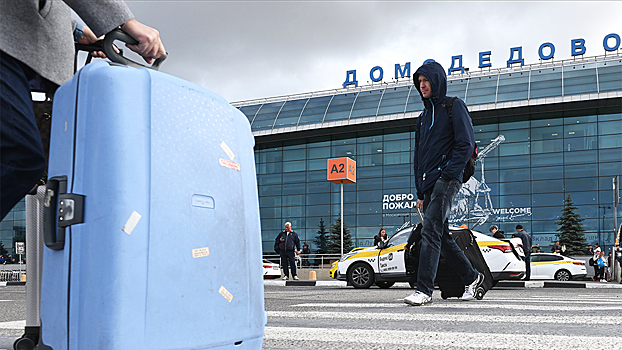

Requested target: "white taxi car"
[
  {"left": 263, "top": 259, "right": 281, "bottom": 279},
  {"left": 331, "top": 225, "right": 526, "bottom": 289},
  {"left": 529, "top": 253, "right": 587, "bottom": 281}
]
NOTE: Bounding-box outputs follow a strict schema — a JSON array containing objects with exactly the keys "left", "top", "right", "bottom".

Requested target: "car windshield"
[{"left": 385, "top": 227, "right": 412, "bottom": 248}]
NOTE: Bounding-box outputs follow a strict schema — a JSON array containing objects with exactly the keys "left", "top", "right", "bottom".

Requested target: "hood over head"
[{"left": 413, "top": 61, "right": 447, "bottom": 102}]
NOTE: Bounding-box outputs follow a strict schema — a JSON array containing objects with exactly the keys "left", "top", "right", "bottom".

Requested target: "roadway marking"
[
  {"left": 263, "top": 326, "right": 622, "bottom": 349},
  {"left": 292, "top": 301, "right": 622, "bottom": 311},
  {"left": 0, "top": 320, "right": 25, "bottom": 329},
  {"left": 267, "top": 310, "right": 622, "bottom": 325}
]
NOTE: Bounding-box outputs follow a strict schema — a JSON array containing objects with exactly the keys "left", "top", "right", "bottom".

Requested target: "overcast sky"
[{"left": 109, "top": 1, "right": 622, "bottom": 103}]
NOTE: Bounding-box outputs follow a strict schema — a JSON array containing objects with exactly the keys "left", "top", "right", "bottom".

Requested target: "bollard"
[{"left": 309, "top": 270, "right": 317, "bottom": 280}]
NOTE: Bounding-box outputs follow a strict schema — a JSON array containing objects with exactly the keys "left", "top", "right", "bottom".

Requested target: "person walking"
[
  {"left": 489, "top": 225, "right": 505, "bottom": 239},
  {"left": 592, "top": 243, "right": 602, "bottom": 281},
  {"left": 275, "top": 222, "right": 301, "bottom": 280},
  {"left": 403, "top": 61, "right": 483, "bottom": 306},
  {"left": 514, "top": 225, "right": 532, "bottom": 281},
  {"left": 1, "top": 0, "right": 166, "bottom": 221}
]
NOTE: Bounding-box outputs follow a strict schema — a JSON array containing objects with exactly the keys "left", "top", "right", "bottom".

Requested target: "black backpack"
[{"left": 416, "top": 96, "right": 477, "bottom": 183}]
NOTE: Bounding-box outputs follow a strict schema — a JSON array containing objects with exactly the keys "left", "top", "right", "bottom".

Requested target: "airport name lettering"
[
  {"left": 343, "top": 33, "right": 621, "bottom": 88},
  {"left": 383, "top": 193, "right": 416, "bottom": 210}
]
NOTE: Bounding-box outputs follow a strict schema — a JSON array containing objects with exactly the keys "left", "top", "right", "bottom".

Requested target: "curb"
[{"left": 265, "top": 280, "right": 622, "bottom": 289}]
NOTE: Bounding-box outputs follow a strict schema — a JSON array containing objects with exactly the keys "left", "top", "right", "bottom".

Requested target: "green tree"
[
  {"left": 314, "top": 218, "right": 329, "bottom": 254},
  {"left": 555, "top": 194, "right": 587, "bottom": 255},
  {"left": 0, "top": 240, "right": 9, "bottom": 259},
  {"left": 327, "top": 214, "right": 353, "bottom": 254}
]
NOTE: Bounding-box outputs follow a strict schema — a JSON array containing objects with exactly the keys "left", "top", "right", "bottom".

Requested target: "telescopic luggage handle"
[{"left": 75, "top": 28, "right": 167, "bottom": 70}]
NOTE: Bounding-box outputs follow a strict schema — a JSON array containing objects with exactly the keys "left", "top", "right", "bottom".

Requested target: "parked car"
[
  {"left": 263, "top": 259, "right": 281, "bottom": 279},
  {"left": 331, "top": 225, "right": 526, "bottom": 288},
  {"left": 529, "top": 253, "right": 587, "bottom": 281}
]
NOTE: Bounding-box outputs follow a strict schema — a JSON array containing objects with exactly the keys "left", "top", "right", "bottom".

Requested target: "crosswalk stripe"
[
  {"left": 263, "top": 326, "right": 622, "bottom": 349},
  {"left": 267, "top": 310, "right": 622, "bottom": 325},
  {"left": 291, "top": 302, "right": 622, "bottom": 311},
  {"left": 0, "top": 320, "right": 25, "bottom": 329}
]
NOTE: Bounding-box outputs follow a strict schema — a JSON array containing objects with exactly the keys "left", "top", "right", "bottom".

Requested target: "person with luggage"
[
  {"left": 514, "top": 225, "right": 532, "bottom": 280},
  {"left": 489, "top": 225, "right": 505, "bottom": 239},
  {"left": 0, "top": 0, "right": 166, "bottom": 221},
  {"left": 592, "top": 243, "right": 602, "bottom": 281},
  {"left": 403, "top": 61, "right": 484, "bottom": 306},
  {"left": 276, "top": 222, "right": 301, "bottom": 280},
  {"left": 595, "top": 251, "right": 607, "bottom": 282},
  {"left": 374, "top": 228, "right": 388, "bottom": 247}
]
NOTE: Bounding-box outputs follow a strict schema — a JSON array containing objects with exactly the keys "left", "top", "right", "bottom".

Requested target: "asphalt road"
[
  {"left": 263, "top": 284, "right": 622, "bottom": 350},
  {"left": 1, "top": 284, "right": 620, "bottom": 349}
]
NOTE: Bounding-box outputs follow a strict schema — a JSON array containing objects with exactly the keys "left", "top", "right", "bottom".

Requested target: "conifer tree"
[
  {"left": 314, "top": 218, "right": 329, "bottom": 254},
  {"left": 555, "top": 194, "right": 587, "bottom": 255},
  {"left": 327, "top": 214, "right": 354, "bottom": 254}
]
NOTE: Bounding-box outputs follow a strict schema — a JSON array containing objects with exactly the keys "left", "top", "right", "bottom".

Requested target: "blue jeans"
[
  {"left": 0, "top": 52, "right": 47, "bottom": 220},
  {"left": 280, "top": 250, "right": 297, "bottom": 278},
  {"left": 416, "top": 177, "right": 479, "bottom": 297}
]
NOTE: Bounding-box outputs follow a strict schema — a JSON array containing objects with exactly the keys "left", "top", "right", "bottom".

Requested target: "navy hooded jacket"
[{"left": 413, "top": 62, "right": 475, "bottom": 200}]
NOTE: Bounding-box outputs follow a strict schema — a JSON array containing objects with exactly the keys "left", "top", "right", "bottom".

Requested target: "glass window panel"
[
  {"left": 599, "top": 112, "right": 622, "bottom": 122},
  {"left": 598, "top": 120, "right": 622, "bottom": 136},
  {"left": 332, "top": 144, "right": 356, "bottom": 158},
  {"left": 532, "top": 206, "right": 564, "bottom": 220},
  {"left": 298, "top": 96, "right": 332, "bottom": 126},
  {"left": 384, "top": 139, "right": 411, "bottom": 153},
  {"left": 531, "top": 165, "right": 563, "bottom": 180},
  {"left": 597, "top": 61, "right": 622, "bottom": 93},
  {"left": 260, "top": 207, "right": 281, "bottom": 219},
  {"left": 258, "top": 162, "right": 283, "bottom": 175},
  {"left": 306, "top": 205, "right": 331, "bottom": 218},
  {"left": 382, "top": 176, "right": 411, "bottom": 189},
  {"left": 565, "top": 177, "right": 598, "bottom": 192},
  {"left": 282, "top": 171, "right": 306, "bottom": 184},
  {"left": 499, "top": 155, "right": 530, "bottom": 168},
  {"left": 350, "top": 89, "right": 383, "bottom": 119},
  {"left": 565, "top": 122, "right": 598, "bottom": 138},
  {"left": 499, "top": 142, "right": 530, "bottom": 156},
  {"left": 499, "top": 128, "right": 530, "bottom": 143},
  {"left": 306, "top": 193, "right": 328, "bottom": 206},
  {"left": 384, "top": 131, "right": 410, "bottom": 140},
  {"left": 497, "top": 72, "right": 529, "bottom": 102},
  {"left": 283, "top": 148, "right": 306, "bottom": 161},
  {"left": 357, "top": 214, "right": 383, "bottom": 227},
  {"left": 499, "top": 181, "right": 530, "bottom": 196},
  {"left": 564, "top": 136, "right": 597, "bottom": 151},
  {"left": 404, "top": 87, "right": 424, "bottom": 113},
  {"left": 357, "top": 202, "right": 382, "bottom": 215},
  {"left": 529, "top": 68, "right": 562, "bottom": 99},
  {"left": 283, "top": 160, "right": 306, "bottom": 173},
  {"left": 259, "top": 185, "right": 281, "bottom": 197},
  {"left": 465, "top": 77, "right": 496, "bottom": 105},
  {"left": 531, "top": 153, "right": 563, "bottom": 167},
  {"left": 499, "top": 168, "right": 530, "bottom": 182},
  {"left": 564, "top": 163, "right": 598, "bottom": 179},
  {"left": 324, "top": 93, "right": 357, "bottom": 122},
  {"left": 307, "top": 146, "right": 330, "bottom": 159},
  {"left": 360, "top": 177, "right": 383, "bottom": 190},
  {"left": 259, "top": 196, "right": 281, "bottom": 208},
  {"left": 260, "top": 149, "right": 282, "bottom": 163},
  {"left": 251, "top": 101, "right": 284, "bottom": 130},
  {"left": 599, "top": 135, "right": 622, "bottom": 149},
  {"left": 531, "top": 118, "right": 563, "bottom": 127},
  {"left": 282, "top": 182, "right": 305, "bottom": 195},
  {"left": 563, "top": 64, "right": 597, "bottom": 96},
  {"left": 384, "top": 163, "right": 411, "bottom": 176},
  {"left": 238, "top": 105, "right": 261, "bottom": 124},
  {"left": 357, "top": 141, "right": 383, "bottom": 155},
  {"left": 599, "top": 162, "right": 622, "bottom": 177},
  {"left": 273, "top": 99, "right": 308, "bottom": 128},
  {"left": 532, "top": 192, "right": 564, "bottom": 207},
  {"left": 358, "top": 163, "right": 383, "bottom": 177},
  {"left": 306, "top": 181, "right": 330, "bottom": 194},
  {"left": 532, "top": 179, "right": 563, "bottom": 193},
  {"left": 531, "top": 125, "right": 563, "bottom": 140},
  {"left": 568, "top": 191, "right": 598, "bottom": 206},
  {"left": 258, "top": 173, "right": 282, "bottom": 185},
  {"left": 383, "top": 152, "right": 410, "bottom": 165},
  {"left": 563, "top": 150, "right": 597, "bottom": 165},
  {"left": 474, "top": 124, "right": 499, "bottom": 133},
  {"left": 377, "top": 86, "right": 411, "bottom": 116},
  {"left": 306, "top": 159, "right": 326, "bottom": 171},
  {"left": 599, "top": 148, "right": 622, "bottom": 163},
  {"left": 446, "top": 79, "right": 467, "bottom": 99},
  {"left": 499, "top": 194, "right": 530, "bottom": 207},
  {"left": 531, "top": 139, "right": 562, "bottom": 154},
  {"left": 499, "top": 120, "right": 530, "bottom": 131}
]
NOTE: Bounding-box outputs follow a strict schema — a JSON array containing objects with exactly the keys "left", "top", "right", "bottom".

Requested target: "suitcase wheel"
[
  {"left": 13, "top": 336, "right": 36, "bottom": 350},
  {"left": 475, "top": 287, "right": 485, "bottom": 300}
]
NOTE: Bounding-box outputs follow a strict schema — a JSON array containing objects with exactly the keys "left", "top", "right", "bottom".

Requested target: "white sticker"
[
  {"left": 220, "top": 141, "right": 235, "bottom": 161},
  {"left": 122, "top": 211, "right": 141, "bottom": 235},
  {"left": 219, "top": 158, "right": 241, "bottom": 171},
  {"left": 219, "top": 286, "right": 233, "bottom": 302},
  {"left": 192, "top": 247, "right": 210, "bottom": 258}
]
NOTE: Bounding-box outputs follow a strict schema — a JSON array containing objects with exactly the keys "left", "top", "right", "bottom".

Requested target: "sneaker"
[
  {"left": 282, "top": 276, "right": 288, "bottom": 280},
  {"left": 404, "top": 291, "right": 432, "bottom": 306},
  {"left": 600, "top": 279, "right": 607, "bottom": 283},
  {"left": 293, "top": 276, "right": 299, "bottom": 280},
  {"left": 461, "top": 272, "right": 484, "bottom": 301}
]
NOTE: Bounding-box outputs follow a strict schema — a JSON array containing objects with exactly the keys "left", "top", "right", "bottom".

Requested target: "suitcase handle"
[
  {"left": 75, "top": 28, "right": 167, "bottom": 70},
  {"left": 43, "top": 177, "right": 85, "bottom": 250}
]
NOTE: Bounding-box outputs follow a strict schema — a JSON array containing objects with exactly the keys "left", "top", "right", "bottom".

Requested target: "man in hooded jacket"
[{"left": 404, "top": 61, "right": 483, "bottom": 306}]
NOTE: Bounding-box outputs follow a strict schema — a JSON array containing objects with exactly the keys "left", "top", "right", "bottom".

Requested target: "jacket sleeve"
[
  {"left": 295, "top": 234, "right": 301, "bottom": 251},
  {"left": 414, "top": 113, "right": 424, "bottom": 200},
  {"left": 443, "top": 99, "right": 474, "bottom": 181},
  {"left": 64, "top": 0, "right": 134, "bottom": 37}
]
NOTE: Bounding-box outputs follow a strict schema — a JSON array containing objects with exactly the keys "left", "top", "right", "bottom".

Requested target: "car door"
[{"left": 377, "top": 229, "right": 410, "bottom": 276}]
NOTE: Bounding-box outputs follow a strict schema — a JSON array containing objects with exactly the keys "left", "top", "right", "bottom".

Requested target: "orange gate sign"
[{"left": 327, "top": 157, "right": 356, "bottom": 184}]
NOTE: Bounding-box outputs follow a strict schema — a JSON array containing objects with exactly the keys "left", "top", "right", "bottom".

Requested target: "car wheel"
[
  {"left": 375, "top": 281, "right": 395, "bottom": 289},
  {"left": 348, "top": 263, "right": 374, "bottom": 289},
  {"left": 554, "top": 269, "right": 571, "bottom": 281}
]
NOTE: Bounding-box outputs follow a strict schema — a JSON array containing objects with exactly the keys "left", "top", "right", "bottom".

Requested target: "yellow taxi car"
[
  {"left": 331, "top": 225, "right": 526, "bottom": 289},
  {"left": 529, "top": 253, "right": 587, "bottom": 281}
]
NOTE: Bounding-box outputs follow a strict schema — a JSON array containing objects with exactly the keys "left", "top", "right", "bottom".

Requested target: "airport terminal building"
[{"left": 234, "top": 52, "right": 622, "bottom": 253}]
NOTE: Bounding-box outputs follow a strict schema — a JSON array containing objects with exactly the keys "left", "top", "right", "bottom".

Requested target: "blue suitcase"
[{"left": 40, "top": 61, "right": 265, "bottom": 349}]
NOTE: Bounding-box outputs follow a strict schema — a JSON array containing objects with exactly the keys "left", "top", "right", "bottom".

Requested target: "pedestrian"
[
  {"left": 301, "top": 242, "right": 311, "bottom": 267},
  {"left": 531, "top": 244, "right": 540, "bottom": 254},
  {"left": 489, "top": 225, "right": 505, "bottom": 239},
  {"left": 514, "top": 225, "right": 532, "bottom": 281},
  {"left": 592, "top": 243, "right": 602, "bottom": 281},
  {"left": 1, "top": 0, "right": 166, "bottom": 221},
  {"left": 403, "top": 61, "right": 483, "bottom": 306},
  {"left": 275, "top": 222, "right": 301, "bottom": 280},
  {"left": 595, "top": 251, "right": 607, "bottom": 283},
  {"left": 586, "top": 245, "right": 594, "bottom": 256},
  {"left": 551, "top": 241, "right": 562, "bottom": 254},
  {"left": 374, "top": 228, "right": 388, "bottom": 247}
]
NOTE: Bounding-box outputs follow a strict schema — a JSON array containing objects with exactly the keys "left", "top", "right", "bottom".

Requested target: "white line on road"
[
  {"left": 267, "top": 310, "right": 622, "bottom": 325},
  {"left": 263, "top": 326, "right": 622, "bottom": 349},
  {"left": 291, "top": 302, "right": 622, "bottom": 311},
  {"left": 0, "top": 320, "right": 25, "bottom": 329}
]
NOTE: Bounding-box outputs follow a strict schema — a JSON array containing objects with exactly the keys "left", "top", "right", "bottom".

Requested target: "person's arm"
[{"left": 443, "top": 99, "right": 474, "bottom": 181}]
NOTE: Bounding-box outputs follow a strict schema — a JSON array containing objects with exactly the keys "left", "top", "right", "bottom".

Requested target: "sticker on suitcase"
[
  {"left": 219, "top": 286, "right": 233, "bottom": 302},
  {"left": 219, "top": 158, "right": 240, "bottom": 171},
  {"left": 220, "top": 141, "right": 235, "bottom": 160},
  {"left": 122, "top": 211, "right": 142, "bottom": 235},
  {"left": 192, "top": 247, "right": 210, "bottom": 258}
]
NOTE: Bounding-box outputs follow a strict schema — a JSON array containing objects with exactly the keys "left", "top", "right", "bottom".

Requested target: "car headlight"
[{"left": 340, "top": 253, "right": 355, "bottom": 262}]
